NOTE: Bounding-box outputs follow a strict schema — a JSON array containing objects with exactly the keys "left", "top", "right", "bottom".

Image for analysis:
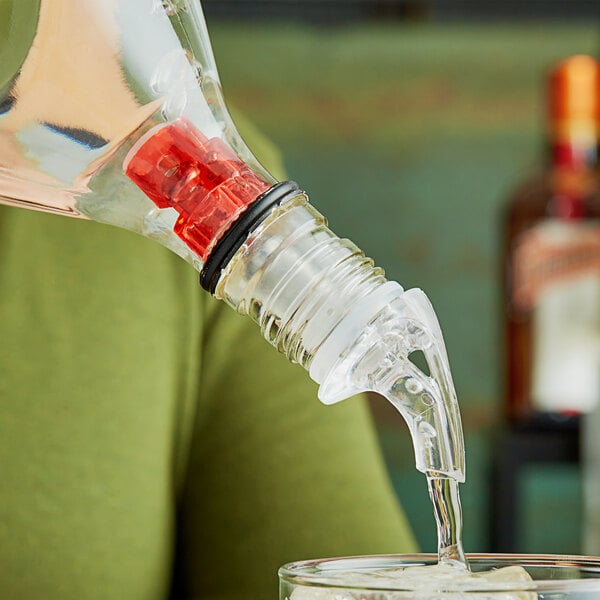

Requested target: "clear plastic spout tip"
[{"left": 311, "top": 285, "right": 465, "bottom": 481}]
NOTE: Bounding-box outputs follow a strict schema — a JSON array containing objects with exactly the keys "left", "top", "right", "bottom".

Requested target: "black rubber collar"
[{"left": 200, "top": 180, "right": 302, "bottom": 293}]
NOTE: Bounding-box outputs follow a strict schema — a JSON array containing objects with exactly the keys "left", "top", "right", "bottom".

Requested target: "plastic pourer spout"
[
  {"left": 312, "top": 285, "right": 465, "bottom": 482},
  {"left": 383, "top": 288, "right": 465, "bottom": 482}
]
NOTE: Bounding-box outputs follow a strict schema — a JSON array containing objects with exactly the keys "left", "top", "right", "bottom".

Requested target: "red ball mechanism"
[{"left": 124, "top": 118, "right": 270, "bottom": 260}]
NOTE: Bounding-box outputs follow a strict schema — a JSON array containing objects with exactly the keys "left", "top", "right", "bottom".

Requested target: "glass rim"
[{"left": 278, "top": 553, "right": 600, "bottom": 593}]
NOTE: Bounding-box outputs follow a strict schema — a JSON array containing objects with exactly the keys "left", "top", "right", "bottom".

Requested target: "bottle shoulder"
[
  {"left": 504, "top": 173, "right": 552, "bottom": 233},
  {"left": 505, "top": 170, "right": 600, "bottom": 226}
]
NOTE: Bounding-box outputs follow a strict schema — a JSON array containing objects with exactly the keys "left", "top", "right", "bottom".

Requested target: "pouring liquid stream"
[
  {"left": 428, "top": 476, "right": 468, "bottom": 568},
  {"left": 369, "top": 288, "right": 469, "bottom": 573}
]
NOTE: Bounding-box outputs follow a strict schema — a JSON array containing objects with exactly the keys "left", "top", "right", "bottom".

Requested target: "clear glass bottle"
[
  {"left": 0, "top": 0, "right": 465, "bottom": 481},
  {"left": 503, "top": 55, "right": 600, "bottom": 426}
]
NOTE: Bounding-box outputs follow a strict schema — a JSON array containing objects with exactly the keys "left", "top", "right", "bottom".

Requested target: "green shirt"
[{"left": 0, "top": 117, "right": 416, "bottom": 598}]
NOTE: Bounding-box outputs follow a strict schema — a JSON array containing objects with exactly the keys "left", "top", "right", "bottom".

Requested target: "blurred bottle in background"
[{"left": 503, "top": 55, "right": 600, "bottom": 428}]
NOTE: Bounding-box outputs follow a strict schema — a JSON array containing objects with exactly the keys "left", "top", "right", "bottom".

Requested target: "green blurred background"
[{"left": 206, "top": 10, "right": 599, "bottom": 553}]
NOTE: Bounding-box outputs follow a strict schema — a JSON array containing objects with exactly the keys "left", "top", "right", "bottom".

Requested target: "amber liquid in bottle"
[{"left": 504, "top": 55, "right": 600, "bottom": 427}]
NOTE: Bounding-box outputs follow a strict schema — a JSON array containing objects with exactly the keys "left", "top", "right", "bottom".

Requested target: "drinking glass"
[{"left": 279, "top": 554, "right": 600, "bottom": 598}]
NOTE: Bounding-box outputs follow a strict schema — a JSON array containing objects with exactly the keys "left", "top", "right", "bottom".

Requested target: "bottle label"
[
  {"left": 512, "top": 220, "right": 600, "bottom": 311},
  {"left": 512, "top": 220, "right": 600, "bottom": 413}
]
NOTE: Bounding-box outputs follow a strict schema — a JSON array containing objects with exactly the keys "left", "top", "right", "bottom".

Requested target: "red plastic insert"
[{"left": 124, "top": 118, "right": 270, "bottom": 260}]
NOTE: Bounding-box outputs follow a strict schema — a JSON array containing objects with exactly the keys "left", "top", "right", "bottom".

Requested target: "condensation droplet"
[
  {"left": 161, "top": 0, "right": 187, "bottom": 16},
  {"left": 162, "top": 89, "right": 188, "bottom": 119},
  {"left": 417, "top": 421, "right": 437, "bottom": 439},
  {"left": 405, "top": 377, "right": 423, "bottom": 395},
  {"left": 191, "top": 59, "right": 203, "bottom": 83},
  {"left": 151, "top": 50, "right": 190, "bottom": 95},
  {"left": 421, "top": 392, "right": 435, "bottom": 406}
]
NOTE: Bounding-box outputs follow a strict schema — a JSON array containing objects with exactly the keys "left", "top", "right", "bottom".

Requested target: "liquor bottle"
[
  {"left": 0, "top": 0, "right": 465, "bottom": 481},
  {"left": 504, "top": 55, "right": 600, "bottom": 427}
]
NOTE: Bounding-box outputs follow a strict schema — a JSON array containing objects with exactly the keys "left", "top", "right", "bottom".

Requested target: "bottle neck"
[
  {"left": 215, "top": 193, "right": 465, "bottom": 480},
  {"left": 546, "top": 55, "right": 600, "bottom": 173},
  {"left": 549, "top": 137, "right": 599, "bottom": 171},
  {"left": 546, "top": 127, "right": 599, "bottom": 219}
]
